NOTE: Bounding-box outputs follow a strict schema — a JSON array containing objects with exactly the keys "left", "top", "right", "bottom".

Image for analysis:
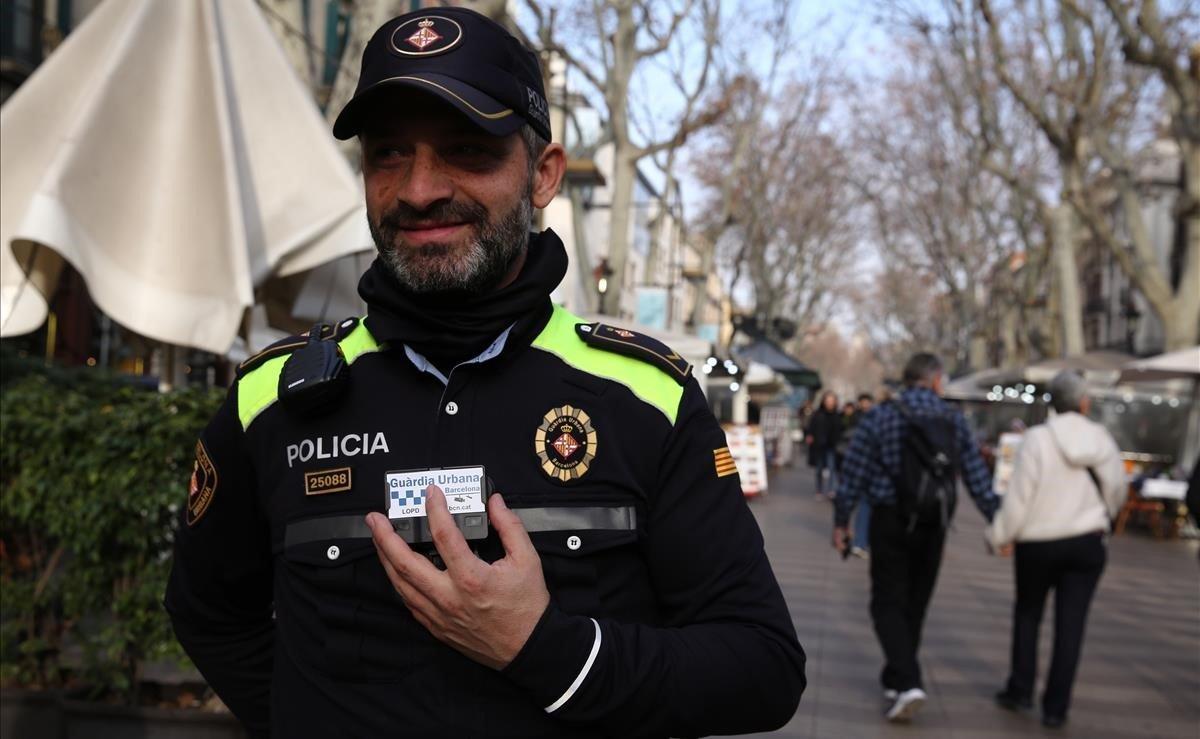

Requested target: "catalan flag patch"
[{"left": 714, "top": 447, "right": 738, "bottom": 478}]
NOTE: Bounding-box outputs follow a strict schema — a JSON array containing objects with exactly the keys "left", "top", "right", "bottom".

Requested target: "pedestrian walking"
[
  {"left": 807, "top": 391, "right": 842, "bottom": 499},
  {"left": 164, "top": 8, "right": 804, "bottom": 736},
  {"left": 835, "top": 400, "right": 857, "bottom": 471},
  {"left": 832, "top": 353, "right": 999, "bottom": 723},
  {"left": 849, "top": 393, "right": 874, "bottom": 557},
  {"left": 987, "top": 370, "right": 1126, "bottom": 730}
]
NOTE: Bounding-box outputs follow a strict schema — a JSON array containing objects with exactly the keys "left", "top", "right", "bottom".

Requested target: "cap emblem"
[
  {"left": 406, "top": 19, "right": 442, "bottom": 50},
  {"left": 390, "top": 16, "right": 464, "bottom": 57}
]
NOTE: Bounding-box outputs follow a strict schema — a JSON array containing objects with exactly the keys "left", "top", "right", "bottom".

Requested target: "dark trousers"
[
  {"left": 815, "top": 449, "right": 837, "bottom": 495},
  {"left": 1006, "top": 532, "right": 1106, "bottom": 718},
  {"left": 868, "top": 505, "right": 946, "bottom": 691}
]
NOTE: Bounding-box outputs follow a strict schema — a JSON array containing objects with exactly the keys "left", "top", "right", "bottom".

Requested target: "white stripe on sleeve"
[{"left": 544, "top": 618, "right": 602, "bottom": 714}]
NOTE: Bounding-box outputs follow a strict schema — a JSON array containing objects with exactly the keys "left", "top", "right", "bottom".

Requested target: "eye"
[
  {"left": 373, "top": 146, "right": 404, "bottom": 160},
  {"left": 443, "top": 140, "right": 504, "bottom": 165}
]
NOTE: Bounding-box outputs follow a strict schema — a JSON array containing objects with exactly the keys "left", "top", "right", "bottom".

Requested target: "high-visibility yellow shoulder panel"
[
  {"left": 236, "top": 320, "right": 381, "bottom": 430},
  {"left": 531, "top": 305, "right": 685, "bottom": 425}
]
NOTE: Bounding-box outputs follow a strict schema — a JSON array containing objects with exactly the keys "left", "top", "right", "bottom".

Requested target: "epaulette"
[
  {"left": 575, "top": 322, "right": 692, "bottom": 385},
  {"left": 235, "top": 317, "right": 360, "bottom": 379}
]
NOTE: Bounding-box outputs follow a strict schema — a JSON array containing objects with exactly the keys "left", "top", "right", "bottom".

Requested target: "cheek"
[
  {"left": 364, "top": 172, "right": 398, "bottom": 213},
  {"left": 465, "top": 179, "right": 525, "bottom": 218},
  {"left": 459, "top": 158, "right": 529, "bottom": 212}
]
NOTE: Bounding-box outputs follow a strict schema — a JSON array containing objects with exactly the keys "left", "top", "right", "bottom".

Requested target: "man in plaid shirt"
[{"left": 832, "top": 353, "right": 999, "bottom": 723}]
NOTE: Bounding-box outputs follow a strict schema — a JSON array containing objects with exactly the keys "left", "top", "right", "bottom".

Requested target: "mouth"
[{"left": 397, "top": 221, "right": 472, "bottom": 245}]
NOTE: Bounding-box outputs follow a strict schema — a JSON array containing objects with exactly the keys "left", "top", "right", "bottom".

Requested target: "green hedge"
[{"left": 0, "top": 353, "right": 223, "bottom": 702}]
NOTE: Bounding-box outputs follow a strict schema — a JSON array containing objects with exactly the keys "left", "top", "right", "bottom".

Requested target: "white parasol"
[
  {"left": 0, "top": 0, "right": 370, "bottom": 354},
  {"left": 1116, "top": 346, "right": 1200, "bottom": 384}
]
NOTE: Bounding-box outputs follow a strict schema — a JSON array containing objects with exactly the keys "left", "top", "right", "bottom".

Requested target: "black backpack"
[{"left": 889, "top": 400, "right": 961, "bottom": 529}]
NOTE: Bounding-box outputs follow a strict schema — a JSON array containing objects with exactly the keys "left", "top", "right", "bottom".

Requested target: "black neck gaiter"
[{"left": 357, "top": 229, "right": 568, "bottom": 367}]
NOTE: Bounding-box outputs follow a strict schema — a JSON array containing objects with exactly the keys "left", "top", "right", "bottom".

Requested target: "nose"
[{"left": 397, "top": 145, "right": 454, "bottom": 212}]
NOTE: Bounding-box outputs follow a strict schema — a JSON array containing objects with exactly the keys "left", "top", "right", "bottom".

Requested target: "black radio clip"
[{"left": 278, "top": 323, "right": 348, "bottom": 416}]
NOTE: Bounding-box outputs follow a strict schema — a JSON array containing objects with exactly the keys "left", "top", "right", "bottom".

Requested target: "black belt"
[{"left": 285, "top": 505, "right": 638, "bottom": 548}]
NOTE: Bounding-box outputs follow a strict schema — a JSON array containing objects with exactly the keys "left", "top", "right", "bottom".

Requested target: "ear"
[{"left": 530, "top": 142, "right": 567, "bottom": 209}]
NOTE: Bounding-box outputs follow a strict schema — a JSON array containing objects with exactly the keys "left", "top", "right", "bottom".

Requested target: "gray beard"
[{"left": 370, "top": 191, "right": 533, "bottom": 294}]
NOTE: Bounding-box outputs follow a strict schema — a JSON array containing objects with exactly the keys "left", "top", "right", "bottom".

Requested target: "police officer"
[{"left": 166, "top": 8, "right": 804, "bottom": 738}]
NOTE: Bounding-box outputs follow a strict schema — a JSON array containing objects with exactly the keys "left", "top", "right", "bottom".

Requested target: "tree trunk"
[
  {"left": 968, "top": 332, "right": 989, "bottom": 372},
  {"left": 599, "top": 0, "right": 638, "bottom": 317},
  {"left": 569, "top": 185, "right": 597, "bottom": 314},
  {"left": 1096, "top": 143, "right": 1200, "bottom": 352},
  {"left": 1043, "top": 272, "right": 1063, "bottom": 358},
  {"left": 604, "top": 147, "right": 637, "bottom": 317},
  {"left": 1163, "top": 291, "right": 1200, "bottom": 350},
  {"left": 644, "top": 174, "right": 677, "bottom": 286},
  {"left": 1000, "top": 305, "right": 1021, "bottom": 368},
  {"left": 1162, "top": 143, "right": 1200, "bottom": 349},
  {"left": 1052, "top": 203, "right": 1086, "bottom": 356},
  {"left": 690, "top": 239, "right": 715, "bottom": 330}
]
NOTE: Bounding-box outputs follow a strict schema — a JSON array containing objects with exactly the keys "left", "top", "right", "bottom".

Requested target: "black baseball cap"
[{"left": 332, "top": 7, "right": 552, "bottom": 142}]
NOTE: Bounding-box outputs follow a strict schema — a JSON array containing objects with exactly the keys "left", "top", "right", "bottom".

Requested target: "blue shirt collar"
[{"left": 402, "top": 323, "right": 515, "bottom": 386}]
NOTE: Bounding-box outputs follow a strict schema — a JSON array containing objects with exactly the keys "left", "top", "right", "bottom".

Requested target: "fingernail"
[
  {"left": 492, "top": 493, "right": 507, "bottom": 510},
  {"left": 365, "top": 512, "right": 383, "bottom": 531}
]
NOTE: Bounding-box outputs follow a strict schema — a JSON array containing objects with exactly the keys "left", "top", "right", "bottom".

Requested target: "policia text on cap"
[{"left": 164, "top": 8, "right": 805, "bottom": 738}]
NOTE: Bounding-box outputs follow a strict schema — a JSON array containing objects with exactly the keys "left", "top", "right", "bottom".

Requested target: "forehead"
[{"left": 358, "top": 88, "right": 503, "bottom": 140}]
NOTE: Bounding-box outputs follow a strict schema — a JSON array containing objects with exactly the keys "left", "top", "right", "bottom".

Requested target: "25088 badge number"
[{"left": 305, "top": 467, "right": 352, "bottom": 496}]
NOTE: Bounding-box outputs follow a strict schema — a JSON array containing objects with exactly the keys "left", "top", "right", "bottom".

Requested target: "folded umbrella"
[{"left": 1, "top": 0, "right": 370, "bottom": 354}]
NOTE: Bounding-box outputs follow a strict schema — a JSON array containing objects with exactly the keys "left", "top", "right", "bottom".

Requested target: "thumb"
[{"left": 489, "top": 494, "right": 536, "bottom": 562}]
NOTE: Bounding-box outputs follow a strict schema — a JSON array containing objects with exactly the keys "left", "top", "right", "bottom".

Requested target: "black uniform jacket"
[{"left": 165, "top": 302, "right": 805, "bottom": 738}]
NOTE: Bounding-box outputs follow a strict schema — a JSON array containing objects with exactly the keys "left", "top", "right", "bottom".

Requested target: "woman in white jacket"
[{"left": 987, "top": 370, "right": 1127, "bottom": 729}]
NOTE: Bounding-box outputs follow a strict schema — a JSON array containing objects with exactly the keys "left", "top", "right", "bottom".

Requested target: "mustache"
[{"left": 377, "top": 200, "right": 488, "bottom": 231}]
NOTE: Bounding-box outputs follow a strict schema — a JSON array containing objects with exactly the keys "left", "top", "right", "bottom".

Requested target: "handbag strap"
[{"left": 1085, "top": 466, "right": 1114, "bottom": 528}]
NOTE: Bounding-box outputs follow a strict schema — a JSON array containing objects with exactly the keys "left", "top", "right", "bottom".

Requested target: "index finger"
[
  {"left": 424, "top": 485, "right": 485, "bottom": 579},
  {"left": 488, "top": 493, "right": 538, "bottom": 565}
]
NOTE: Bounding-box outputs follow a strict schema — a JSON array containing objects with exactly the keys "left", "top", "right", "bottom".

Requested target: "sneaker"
[
  {"left": 1042, "top": 714, "right": 1067, "bottom": 729},
  {"left": 851, "top": 547, "right": 869, "bottom": 559},
  {"left": 994, "top": 690, "right": 1032, "bottom": 712},
  {"left": 885, "top": 688, "right": 927, "bottom": 722},
  {"left": 883, "top": 689, "right": 898, "bottom": 702}
]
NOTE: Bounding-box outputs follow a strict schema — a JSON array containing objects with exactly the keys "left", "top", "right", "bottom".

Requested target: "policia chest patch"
[
  {"left": 186, "top": 441, "right": 217, "bottom": 526},
  {"left": 535, "top": 405, "right": 597, "bottom": 482}
]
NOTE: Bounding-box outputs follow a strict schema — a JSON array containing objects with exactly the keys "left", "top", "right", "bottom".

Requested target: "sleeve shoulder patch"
[
  {"left": 236, "top": 317, "right": 360, "bottom": 379},
  {"left": 575, "top": 322, "right": 692, "bottom": 385},
  {"left": 186, "top": 440, "right": 218, "bottom": 526}
]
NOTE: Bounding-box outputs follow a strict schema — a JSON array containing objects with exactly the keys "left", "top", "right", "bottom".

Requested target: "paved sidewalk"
[{"left": 736, "top": 463, "right": 1200, "bottom": 739}]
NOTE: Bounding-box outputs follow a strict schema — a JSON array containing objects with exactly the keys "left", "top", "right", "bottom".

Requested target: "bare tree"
[
  {"left": 852, "top": 39, "right": 1023, "bottom": 372},
  {"left": 1091, "top": 0, "right": 1200, "bottom": 349},
  {"left": 972, "top": 0, "right": 1131, "bottom": 355},
  {"left": 693, "top": 69, "right": 857, "bottom": 343},
  {"left": 682, "top": 4, "right": 859, "bottom": 344},
  {"left": 852, "top": 264, "right": 958, "bottom": 376},
  {"left": 794, "top": 327, "right": 887, "bottom": 399},
  {"left": 908, "top": 0, "right": 1064, "bottom": 361},
  {"left": 526, "top": 0, "right": 728, "bottom": 316},
  {"left": 632, "top": 1, "right": 720, "bottom": 301},
  {"left": 976, "top": 0, "right": 1199, "bottom": 349}
]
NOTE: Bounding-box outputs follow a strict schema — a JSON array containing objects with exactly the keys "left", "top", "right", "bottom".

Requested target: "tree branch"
[
  {"left": 635, "top": 0, "right": 695, "bottom": 60},
  {"left": 978, "top": 0, "right": 1069, "bottom": 151}
]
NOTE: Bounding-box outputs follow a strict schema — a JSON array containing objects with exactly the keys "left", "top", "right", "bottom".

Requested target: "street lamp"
[{"left": 593, "top": 258, "right": 614, "bottom": 314}]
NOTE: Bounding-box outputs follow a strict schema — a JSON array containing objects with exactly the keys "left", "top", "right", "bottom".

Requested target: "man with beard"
[{"left": 165, "top": 8, "right": 804, "bottom": 738}]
